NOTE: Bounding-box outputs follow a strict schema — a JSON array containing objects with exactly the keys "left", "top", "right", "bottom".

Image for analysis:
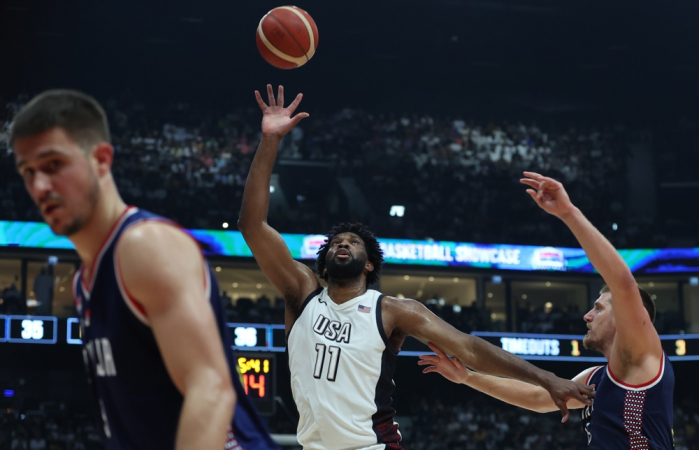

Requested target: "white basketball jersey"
[{"left": 287, "top": 288, "right": 402, "bottom": 450}]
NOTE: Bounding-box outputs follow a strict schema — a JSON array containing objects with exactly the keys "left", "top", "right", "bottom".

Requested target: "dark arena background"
[{"left": 1, "top": 1, "right": 699, "bottom": 449}]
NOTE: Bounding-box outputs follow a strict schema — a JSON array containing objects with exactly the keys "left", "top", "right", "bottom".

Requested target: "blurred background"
[{"left": 1, "top": 0, "right": 698, "bottom": 449}]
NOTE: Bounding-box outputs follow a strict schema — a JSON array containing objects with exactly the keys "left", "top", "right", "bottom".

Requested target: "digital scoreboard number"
[
  {"left": 228, "top": 324, "right": 269, "bottom": 350},
  {"left": 6, "top": 316, "right": 57, "bottom": 344},
  {"left": 237, "top": 352, "right": 275, "bottom": 415}
]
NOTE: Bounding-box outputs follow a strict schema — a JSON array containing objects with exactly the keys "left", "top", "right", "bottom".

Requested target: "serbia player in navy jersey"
[
  {"left": 419, "top": 172, "right": 674, "bottom": 449},
  {"left": 10, "top": 90, "right": 280, "bottom": 450},
  {"left": 238, "top": 85, "right": 595, "bottom": 450}
]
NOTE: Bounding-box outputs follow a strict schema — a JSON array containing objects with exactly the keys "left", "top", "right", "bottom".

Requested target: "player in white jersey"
[{"left": 238, "top": 85, "right": 595, "bottom": 450}]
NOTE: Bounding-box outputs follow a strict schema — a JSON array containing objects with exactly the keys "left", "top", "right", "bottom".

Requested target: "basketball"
[{"left": 256, "top": 6, "right": 319, "bottom": 69}]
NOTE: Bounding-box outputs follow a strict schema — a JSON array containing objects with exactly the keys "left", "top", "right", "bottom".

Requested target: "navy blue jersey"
[
  {"left": 72, "top": 207, "right": 280, "bottom": 450},
  {"left": 581, "top": 355, "right": 674, "bottom": 449}
]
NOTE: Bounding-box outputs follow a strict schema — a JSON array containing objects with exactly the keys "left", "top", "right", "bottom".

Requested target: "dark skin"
[{"left": 238, "top": 84, "right": 595, "bottom": 422}]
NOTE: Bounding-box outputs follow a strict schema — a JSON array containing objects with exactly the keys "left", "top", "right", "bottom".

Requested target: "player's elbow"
[
  {"left": 613, "top": 272, "right": 638, "bottom": 293},
  {"left": 186, "top": 368, "right": 237, "bottom": 411},
  {"left": 237, "top": 217, "right": 259, "bottom": 235},
  {"left": 217, "top": 382, "right": 237, "bottom": 411}
]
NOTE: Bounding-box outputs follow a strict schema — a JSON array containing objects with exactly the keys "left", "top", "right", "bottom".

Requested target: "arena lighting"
[
  {"left": 389, "top": 205, "right": 405, "bottom": 217},
  {"left": 222, "top": 222, "right": 229, "bottom": 229},
  {"left": 269, "top": 186, "right": 275, "bottom": 193},
  {"left": 690, "top": 277, "right": 699, "bottom": 286},
  {"left": 48, "top": 256, "right": 58, "bottom": 265},
  {"left": 3, "top": 390, "right": 14, "bottom": 398},
  {"left": 612, "top": 223, "right": 618, "bottom": 231},
  {"left": 491, "top": 275, "right": 503, "bottom": 284},
  {"left": 453, "top": 305, "right": 462, "bottom": 313}
]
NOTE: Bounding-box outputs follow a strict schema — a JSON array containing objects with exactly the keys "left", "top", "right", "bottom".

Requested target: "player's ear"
[
  {"left": 365, "top": 261, "right": 374, "bottom": 273},
  {"left": 91, "top": 142, "right": 114, "bottom": 177}
]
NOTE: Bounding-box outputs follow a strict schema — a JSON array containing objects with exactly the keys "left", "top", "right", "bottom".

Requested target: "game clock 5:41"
[{"left": 237, "top": 352, "right": 276, "bottom": 415}]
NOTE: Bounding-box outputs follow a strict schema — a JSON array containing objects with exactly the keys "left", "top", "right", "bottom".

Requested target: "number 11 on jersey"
[{"left": 313, "top": 343, "right": 342, "bottom": 382}]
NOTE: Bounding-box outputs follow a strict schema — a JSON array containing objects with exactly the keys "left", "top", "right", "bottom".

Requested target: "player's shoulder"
[
  {"left": 116, "top": 219, "right": 201, "bottom": 265},
  {"left": 573, "top": 365, "right": 605, "bottom": 385},
  {"left": 380, "top": 295, "right": 430, "bottom": 323}
]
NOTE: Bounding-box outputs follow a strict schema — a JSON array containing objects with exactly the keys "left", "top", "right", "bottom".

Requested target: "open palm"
[
  {"left": 255, "top": 84, "right": 309, "bottom": 138},
  {"left": 520, "top": 171, "right": 575, "bottom": 218}
]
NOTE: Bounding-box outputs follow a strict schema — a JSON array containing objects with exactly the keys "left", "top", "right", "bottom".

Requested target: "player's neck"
[
  {"left": 326, "top": 278, "right": 367, "bottom": 305},
  {"left": 71, "top": 191, "right": 127, "bottom": 270}
]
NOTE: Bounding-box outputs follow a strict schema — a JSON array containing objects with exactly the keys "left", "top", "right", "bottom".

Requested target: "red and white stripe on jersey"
[
  {"left": 607, "top": 354, "right": 666, "bottom": 391},
  {"left": 79, "top": 206, "right": 138, "bottom": 297},
  {"left": 623, "top": 390, "right": 650, "bottom": 449},
  {"left": 585, "top": 366, "right": 604, "bottom": 385}
]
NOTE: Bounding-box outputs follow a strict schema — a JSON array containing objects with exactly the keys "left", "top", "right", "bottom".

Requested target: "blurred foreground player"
[
  {"left": 10, "top": 90, "right": 280, "bottom": 450},
  {"left": 420, "top": 172, "right": 674, "bottom": 449},
  {"left": 238, "top": 85, "right": 595, "bottom": 450}
]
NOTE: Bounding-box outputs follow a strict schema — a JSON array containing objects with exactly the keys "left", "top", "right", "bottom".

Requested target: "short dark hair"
[
  {"left": 600, "top": 285, "right": 656, "bottom": 322},
  {"left": 9, "top": 89, "right": 110, "bottom": 150},
  {"left": 316, "top": 223, "right": 384, "bottom": 286}
]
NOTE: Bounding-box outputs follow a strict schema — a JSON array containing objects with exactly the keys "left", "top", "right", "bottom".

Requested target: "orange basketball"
[{"left": 256, "top": 6, "right": 319, "bottom": 69}]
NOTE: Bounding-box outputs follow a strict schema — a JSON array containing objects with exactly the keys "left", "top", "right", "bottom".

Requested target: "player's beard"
[
  {"left": 326, "top": 255, "right": 366, "bottom": 281},
  {"left": 56, "top": 169, "right": 101, "bottom": 237},
  {"left": 582, "top": 332, "right": 603, "bottom": 354}
]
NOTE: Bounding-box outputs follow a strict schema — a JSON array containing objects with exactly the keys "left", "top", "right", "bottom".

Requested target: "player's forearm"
[
  {"left": 176, "top": 381, "right": 236, "bottom": 450},
  {"left": 559, "top": 207, "right": 637, "bottom": 293},
  {"left": 465, "top": 371, "right": 554, "bottom": 413},
  {"left": 457, "top": 335, "right": 556, "bottom": 389},
  {"left": 238, "top": 134, "right": 281, "bottom": 230}
]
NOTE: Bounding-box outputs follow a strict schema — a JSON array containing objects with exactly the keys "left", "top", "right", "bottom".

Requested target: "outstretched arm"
[
  {"left": 418, "top": 343, "right": 595, "bottom": 422},
  {"left": 385, "top": 297, "right": 594, "bottom": 422},
  {"left": 238, "top": 85, "right": 320, "bottom": 323},
  {"left": 521, "top": 172, "right": 662, "bottom": 372}
]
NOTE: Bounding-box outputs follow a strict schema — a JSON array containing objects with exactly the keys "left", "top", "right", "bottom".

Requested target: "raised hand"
[
  {"left": 255, "top": 84, "right": 309, "bottom": 139},
  {"left": 520, "top": 171, "right": 576, "bottom": 219},
  {"left": 417, "top": 342, "right": 471, "bottom": 384}
]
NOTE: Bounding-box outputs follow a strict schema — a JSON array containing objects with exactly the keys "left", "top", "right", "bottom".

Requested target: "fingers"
[
  {"left": 277, "top": 85, "right": 284, "bottom": 108},
  {"left": 526, "top": 189, "right": 543, "bottom": 206},
  {"left": 266, "top": 84, "right": 276, "bottom": 107},
  {"left": 523, "top": 172, "right": 562, "bottom": 189},
  {"left": 554, "top": 399, "right": 570, "bottom": 423},
  {"left": 417, "top": 357, "right": 439, "bottom": 365},
  {"left": 422, "top": 366, "right": 438, "bottom": 374},
  {"left": 254, "top": 90, "right": 268, "bottom": 110},
  {"left": 561, "top": 407, "right": 570, "bottom": 423},
  {"left": 290, "top": 113, "right": 310, "bottom": 128},
  {"left": 520, "top": 178, "right": 540, "bottom": 189},
  {"left": 523, "top": 171, "right": 543, "bottom": 180},
  {"left": 287, "top": 93, "right": 304, "bottom": 114}
]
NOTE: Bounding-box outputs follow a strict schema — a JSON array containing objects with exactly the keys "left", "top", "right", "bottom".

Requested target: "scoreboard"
[
  {"left": 1, "top": 316, "right": 699, "bottom": 362},
  {"left": 470, "top": 331, "right": 699, "bottom": 363}
]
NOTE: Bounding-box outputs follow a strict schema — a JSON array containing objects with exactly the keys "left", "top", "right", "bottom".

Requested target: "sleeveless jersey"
[
  {"left": 72, "top": 207, "right": 280, "bottom": 450},
  {"left": 287, "top": 288, "right": 402, "bottom": 450},
  {"left": 581, "top": 354, "right": 674, "bottom": 449}
]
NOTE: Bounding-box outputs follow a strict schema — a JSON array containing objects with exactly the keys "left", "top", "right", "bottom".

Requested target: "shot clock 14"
[{"left": 237, "top": 352, "right": 276, "bottom": 415}]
